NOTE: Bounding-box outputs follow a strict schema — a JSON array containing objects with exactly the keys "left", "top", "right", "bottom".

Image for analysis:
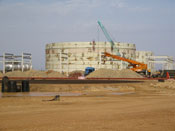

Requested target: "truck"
[{"left": 84, "top": 67, "right": 95, "bottom": 76}]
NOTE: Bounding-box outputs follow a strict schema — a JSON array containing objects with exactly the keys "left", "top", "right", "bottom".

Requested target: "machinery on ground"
[
  {"left": 151, "top": 71, "right": 161, "bottom": 78},
  {"left": 84, "top": 67, "right": 95, "bottom": 76},
  {"left": 160, "top": 70, "right": 175, "bottom": 78},
  {"left": 152, "top": 70, "right": 175, "bottom": 78},
  {"left": 98, "top": 21, "right": 150, "bottom": 75},
  {"left": 104, "top": 52, "right": 150, "bottom": 75}
]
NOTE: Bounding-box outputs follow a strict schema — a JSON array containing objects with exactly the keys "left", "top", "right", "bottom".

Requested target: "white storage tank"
[{"left": 45, "top": 42, "right": 136, "bottom": 74}]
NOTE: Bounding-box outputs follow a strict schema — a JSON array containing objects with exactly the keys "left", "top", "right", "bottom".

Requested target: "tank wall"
[{"left": 46, "top": 42, "right": 136, "bottom": 74}]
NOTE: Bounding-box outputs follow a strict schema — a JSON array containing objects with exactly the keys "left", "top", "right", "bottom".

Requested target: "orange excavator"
[{"left": 104, "top": 52, "right": 150, "bottom": 75}]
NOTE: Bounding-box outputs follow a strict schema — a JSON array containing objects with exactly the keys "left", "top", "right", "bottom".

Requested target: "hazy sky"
[{"left": 0, "top": 0, "right": 174, "bottom": 69}]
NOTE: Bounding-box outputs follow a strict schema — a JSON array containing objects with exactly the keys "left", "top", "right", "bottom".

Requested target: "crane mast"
[{"left": 97, "top": 21, "right": 121, "bottom": 56}]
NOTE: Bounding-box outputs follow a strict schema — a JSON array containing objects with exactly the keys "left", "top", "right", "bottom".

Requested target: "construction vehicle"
[
  {"left": 161, "top": 70, "right": 175, "bottom": 78},
  {"left": 104, "top": 52, "right": 150, "bottom": 75},
  {"left": 84, "top": 67, "right": 95, "bottom": 76},
  {"left": 151, "top": 71, "right": 161, "bottom": 78},
  {"left": 97, "top": 21, "right": 150, "bottom": 75},
  {"left": 152, "top": 70, "right": 175, "bottom": 78}
]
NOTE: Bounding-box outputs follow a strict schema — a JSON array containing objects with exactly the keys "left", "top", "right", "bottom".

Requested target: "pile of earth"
[
  {"left": 69, "top": 70, "right": 84, "bottom": 78},
  {"left": 86, "top": 68, "right": 143, "bottom": 78},
  {"left": 3, "top": 70, "right": 66, "bottom": 78},
  {"left": 45, "top": 70, "right": 66, "bottom": 77},
  {"left": 3, "top": 71, "right": 25, "bottom": 77}
]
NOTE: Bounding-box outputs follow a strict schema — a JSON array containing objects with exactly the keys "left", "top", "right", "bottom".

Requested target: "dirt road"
[{"left": 0, "top": 81, "right": 175, "bottom": 131}]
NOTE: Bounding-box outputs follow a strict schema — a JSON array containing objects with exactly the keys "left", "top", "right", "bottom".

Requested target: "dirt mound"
[
  {"left": 118, "top": 69, "right": 143, "bottom": 78},
  {"left": 86, "top": 68, "right": 143, "bottom": 78},
  {"left": 46, "top": 70, "right": 66, "bottom": 77},
  {"left": 69, "top": 70, "right": 84, "bottom": 78},
  {"left": 86, "top": 68, "right": 118, "bottom": 78},
  {"left": 32, "top": 71, "right": 48, "bottom": 77},
  {"left": 25, "top": 70, "right": 65, "bottom": 77},
  {"left": 24, "top": 70, "right": 39, "bottom": 77},
  {"left": 3, "top": 70, "right": 66, "bottom": 78},
  {"left": 4, "top": 71, "right": 26, "bottom": 77}
]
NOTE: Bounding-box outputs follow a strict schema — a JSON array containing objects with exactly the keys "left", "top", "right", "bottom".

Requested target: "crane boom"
[
  {"left": 97, "top": 21, "right": 115, "bottom": 52},
  {"left": 104, "top": 52, "right": 148, "bottom": 73}
]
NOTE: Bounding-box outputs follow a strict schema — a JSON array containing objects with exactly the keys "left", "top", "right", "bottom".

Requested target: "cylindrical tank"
[
  {"left": 45, "top": 42, "right": 136, "bottom": 74},
  {"left": 5, "top": 63, "right": 32, "bottom": 71}
]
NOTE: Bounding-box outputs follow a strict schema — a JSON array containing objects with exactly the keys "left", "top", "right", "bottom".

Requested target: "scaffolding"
[
  {"left": 0, "top": 53, "right": 32, "bottom": 74},
  {"left": 147, "top": 55, "right": 174, "bottom": 71}
]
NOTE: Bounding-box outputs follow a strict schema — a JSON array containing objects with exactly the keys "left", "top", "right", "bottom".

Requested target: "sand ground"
[{"left": 0, "top": 81, "right": 175, "bottom": 131}]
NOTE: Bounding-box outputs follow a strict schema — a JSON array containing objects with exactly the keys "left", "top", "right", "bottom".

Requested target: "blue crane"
[{"left": 97, "top": 21, "right": 120, "bottom": 56}]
